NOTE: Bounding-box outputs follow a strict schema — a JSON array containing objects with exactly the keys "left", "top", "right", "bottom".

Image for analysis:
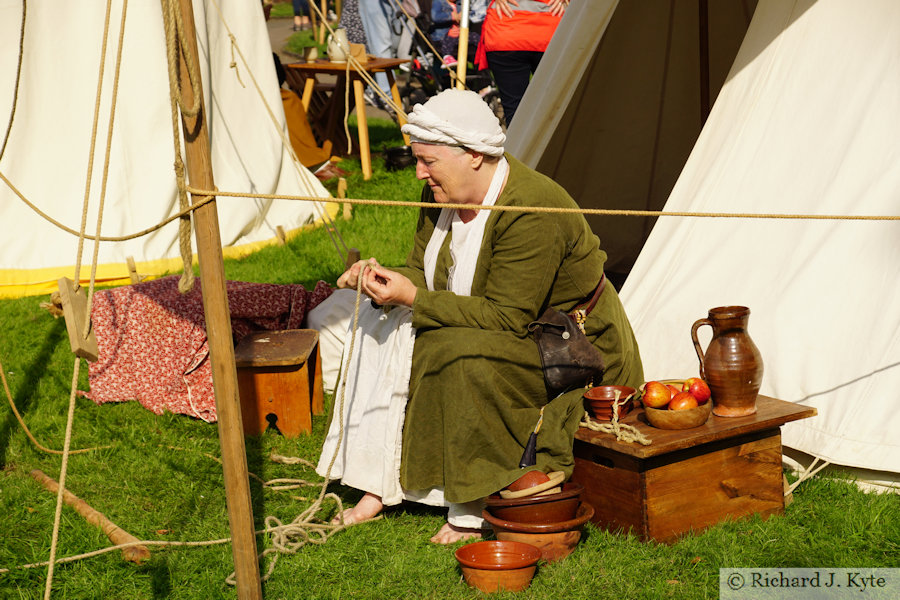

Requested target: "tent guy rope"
[
  {"left": 43, "top": 0, "right": 129, "bottom": 596},
  {"left": 0, "top": 0, "right": 25, "bottom": 162},
  {"left": 161, "top": 0, "right": 203, "bottom": 292},
  {"left": 4, "top": 166, "right": 896, "bottom": 254}
]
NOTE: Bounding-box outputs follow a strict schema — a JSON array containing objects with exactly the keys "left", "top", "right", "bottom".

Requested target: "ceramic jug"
[
  {"left": 690, "top": 306, "right": 763, "bottom": 417},
  {"left": 327, "top": 28, "right": 350, "bottom": 63}
]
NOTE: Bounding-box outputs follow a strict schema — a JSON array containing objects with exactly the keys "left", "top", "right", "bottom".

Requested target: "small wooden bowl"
[
  {"left": 584, "top": 399, "right": 634, "bottom": 421},
  {"left": 584, "top": 385, "right": 636, "bottom": 421},
  {"left": 455, "top": 540, "right": 541, "bottom": 593},
  {"left": 644, "top": 399, "right": 712, "bottom": 429},
  {"left": 584, "top": 385, "right": 637, "bottom": 404},
  {"left": 507, "top": 470, "right": 551, "bottom": 492}
]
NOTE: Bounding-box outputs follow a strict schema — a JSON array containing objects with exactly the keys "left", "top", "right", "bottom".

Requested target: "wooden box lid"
[{"left": 234, "top": 330, "right": 318, "bottom": 368}]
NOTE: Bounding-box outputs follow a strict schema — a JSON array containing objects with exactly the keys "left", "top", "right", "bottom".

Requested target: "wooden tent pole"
[
  {"left": 174, "top": 0, "right": 262, "bottom": 598},
  {"left": 455, "top": 0, "right": 470, "bottom": 89}
]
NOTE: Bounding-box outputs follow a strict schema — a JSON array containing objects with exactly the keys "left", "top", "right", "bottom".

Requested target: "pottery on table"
[
  {"left": 691, "top": 306, "right": 764, "bottom": 417},
  {"left": 483, "top": 502, "right": 595, "bottom": 563},
  {"left": 454, "top": 540, "right": 541, "bottom": 593},
  {"left": 326, "top": 28, "right": 350, "bottom": 62},
  {"left": 643, "top": 399, "right": 712, "bottom": 430},
  {"left": 583, "top": 385, "right": 636, "bottom": 421}
]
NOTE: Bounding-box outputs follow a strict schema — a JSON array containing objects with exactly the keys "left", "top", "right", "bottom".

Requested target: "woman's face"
[{"left": 411, "top": 143, "right": 473, "bottom": 204}]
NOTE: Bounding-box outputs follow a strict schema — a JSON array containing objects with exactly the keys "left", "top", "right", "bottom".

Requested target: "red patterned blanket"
[{"left": 85, "top": 276, "right": 332, "bottom": 422}]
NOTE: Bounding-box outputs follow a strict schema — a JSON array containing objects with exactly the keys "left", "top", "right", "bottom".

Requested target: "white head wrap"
[{"left": 401, "top": 89, "right": 506, "bottom": 156}]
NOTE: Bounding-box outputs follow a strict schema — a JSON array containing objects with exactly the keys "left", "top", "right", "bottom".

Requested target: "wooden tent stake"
[
  {"left": 175, "top": 0, "right": 262, "bottom": 597},
  {"left": 126, "top": 256, "right": 141, "bottom": 284},
  {"left": 57, "top": 278, "right": 99, "bottom": 362},
  {"left": 30, "top": 469, "right": 151, "bottom": 564},
  {"left": 346, "top": 248, "right": 361, "bottom": 268},
  {"left": 337, "top": 177, "right": 351, "bottom": 220},
  {"left": 276, "top": 225, "right": 287, "bottom": 245}
]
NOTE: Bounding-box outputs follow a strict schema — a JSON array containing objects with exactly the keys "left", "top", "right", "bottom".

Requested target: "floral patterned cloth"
[{"left": 85, "top": 276, "right": 333, "bottom": 422}]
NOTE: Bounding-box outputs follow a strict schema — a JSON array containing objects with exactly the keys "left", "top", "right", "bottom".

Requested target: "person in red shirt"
[{"left": 476, "top": 0, "right": 569, "bottom": 126}]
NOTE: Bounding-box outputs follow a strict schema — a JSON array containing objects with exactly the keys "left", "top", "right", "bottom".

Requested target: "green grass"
[
  {"left": 1, "top": 119, "right": 898, "bottom": 598},
  {"left": 231, "top": 119, "right": 422, "bottom": 287},
  {"left": 268, "top": 2, "right": 295, "bottom": 20},
  {"left": 284, "top": 29, "right": 328, "bottom": 60}
]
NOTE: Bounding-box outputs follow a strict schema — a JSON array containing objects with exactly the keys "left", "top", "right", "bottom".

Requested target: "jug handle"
[{"left": 690, "top": 318, "right": 711, "bottom": 380}]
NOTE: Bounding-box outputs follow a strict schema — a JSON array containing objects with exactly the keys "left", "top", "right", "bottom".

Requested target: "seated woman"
[{"left": 313, "top": 89, "right": 643, "bottom": 544}]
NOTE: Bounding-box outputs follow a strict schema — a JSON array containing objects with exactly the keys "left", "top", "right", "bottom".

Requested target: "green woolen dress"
[{"left": 395, "top": 155, "right": 644, "bottom": 504}]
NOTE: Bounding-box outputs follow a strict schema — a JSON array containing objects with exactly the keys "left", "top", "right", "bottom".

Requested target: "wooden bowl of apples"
[{"left": 640, "top": 378, "right": 713, "bottom": 430}]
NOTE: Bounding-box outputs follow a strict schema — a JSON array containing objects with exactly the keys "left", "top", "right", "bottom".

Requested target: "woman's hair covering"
[{"left": 401, "top": 89, "right": 506, "bottom": 156}]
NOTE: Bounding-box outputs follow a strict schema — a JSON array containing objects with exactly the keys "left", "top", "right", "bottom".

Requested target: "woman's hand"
[
  {"left": 492, "top": 0, "right": 518, "bottom": 19},
  {"left": 337, "top": 258, "right": 417, "bottom": 307},
  {"left": 336, "top": 258, "right": 375, "bottom": 290},
  {"left": 547, "top": 0, "right": 569, "bottom": 17},
  {"left": 361, "top": 264, "right": 418, "bottom": 308}
]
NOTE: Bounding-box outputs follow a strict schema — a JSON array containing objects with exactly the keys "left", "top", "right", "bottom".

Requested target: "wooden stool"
[{"left": 234, "top": 330, "right": 325, "bottom": 437}]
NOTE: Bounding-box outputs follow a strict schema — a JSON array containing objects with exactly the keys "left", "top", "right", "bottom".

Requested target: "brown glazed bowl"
[
  {"left": 483, "top": 501, "right": 595, "bottom": 534},
  {"left": 644, "top": 399, "right": 712, "bottom": 429},
  {"left": 454, "top": 540, "right": 541, "bottom": 593},
  {"left": 483, "top": 502, "right": 595, "bottom": 563},
  {"left": 506, "top": 470, "right": 551, "bottom": 492},
  {"left": 583, "top": 386, "right": 636, "bottom": 420},
  {"left": 485, "top": 482, "right": 583, "bottom": 523}
]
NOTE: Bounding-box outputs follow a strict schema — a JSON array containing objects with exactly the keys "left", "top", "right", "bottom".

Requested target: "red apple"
[
  {"left": 669, "top": 391, "right": 699, "bottom": 411},
  {"left": 642, "top": 381, "right": 672, "bottom": 409},
  {"left": 683, "top": 377, "right": 711, "bottom": 404},
  {"left": 666, "top": 384, "right": 680, "bottom": 396}
]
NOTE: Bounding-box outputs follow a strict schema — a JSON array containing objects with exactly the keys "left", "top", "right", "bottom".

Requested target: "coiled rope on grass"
[{"left": 230, "top": 272, "right": 375, "bottom": 586}]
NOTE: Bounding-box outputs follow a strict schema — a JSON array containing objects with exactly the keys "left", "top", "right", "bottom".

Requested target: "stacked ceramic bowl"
[
  {"left": 483, "top": 480, "right": 592, "bottom": 562},
  {"left": 583, "top": 385, "right": 637, "bottom": 421}
]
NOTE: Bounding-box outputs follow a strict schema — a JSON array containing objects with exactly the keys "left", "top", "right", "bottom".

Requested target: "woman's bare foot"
[
  {"left": 430, "top": 522, "right": 484, "bottom": 544},
  {"left": 331, "top": 492, "right": 383, "bottom": 525}
]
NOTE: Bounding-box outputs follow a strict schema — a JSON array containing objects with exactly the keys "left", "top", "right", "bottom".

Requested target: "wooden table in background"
[
  {"left": 283, "top": 57, "right": 410, "bottom": 180},
  {"left": 571, "top": 395, "right": 817, "bottom": 543}
]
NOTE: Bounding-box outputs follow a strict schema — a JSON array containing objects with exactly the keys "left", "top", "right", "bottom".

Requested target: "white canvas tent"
[
  {"left": 509, "top": 0, "right": 900, "bottom": 489},
  {"left": 0, "top": 0, "right": 335, "bottom": 298}
]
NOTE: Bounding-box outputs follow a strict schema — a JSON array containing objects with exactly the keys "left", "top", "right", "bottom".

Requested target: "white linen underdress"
[{"left": 316, "top": 158, "right": 509, "bottom": 525}]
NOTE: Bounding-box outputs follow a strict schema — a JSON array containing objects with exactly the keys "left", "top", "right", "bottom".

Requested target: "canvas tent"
[
  {"left": 0, "top": 0, "right": 336, "bottom": 298},
  {"left": 507, "top": 0, "right": 758, "bottom": 288},
  {"left": 508, "top": 0, "right": 900, "bottom": 489}
]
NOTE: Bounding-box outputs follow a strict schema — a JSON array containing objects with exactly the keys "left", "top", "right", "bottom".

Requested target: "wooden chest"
[{"left": 571, "top": 395, "right": 816, "bottom": 543}]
